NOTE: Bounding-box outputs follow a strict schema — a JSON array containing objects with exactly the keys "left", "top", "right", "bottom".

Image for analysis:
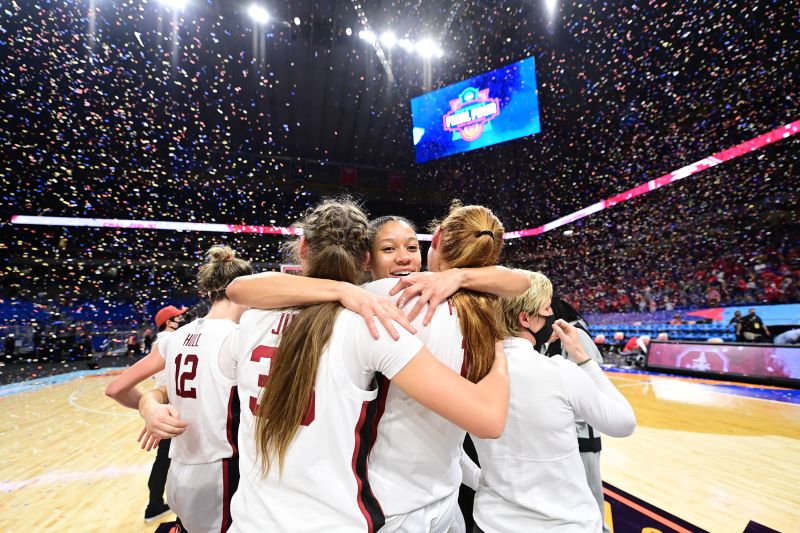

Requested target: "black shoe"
[{"left": 144, "top": 502, "right": 171, "bottom": 522}]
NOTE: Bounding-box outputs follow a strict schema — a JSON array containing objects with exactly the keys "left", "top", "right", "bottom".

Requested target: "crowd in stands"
[
  {"left": 503, "top": 140, "right": 799, "bottom": 314},
  {"left": 1, "top": 0, "right": 797, "bottom": 349}
]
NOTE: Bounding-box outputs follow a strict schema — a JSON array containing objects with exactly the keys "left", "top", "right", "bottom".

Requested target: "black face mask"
[{"left": 529, "top": 314, "right": 556, "bottom": 349}]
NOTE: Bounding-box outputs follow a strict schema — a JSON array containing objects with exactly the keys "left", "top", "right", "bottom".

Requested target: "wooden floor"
[
  {"left": 0, "top": 370, "right": 175, "bottom": 533},
  {"left": 601, "top": 371, "right": 800, "bottom": 533},
  {"left": 1, "top": 368, "right": 798, "bottom": 532}
]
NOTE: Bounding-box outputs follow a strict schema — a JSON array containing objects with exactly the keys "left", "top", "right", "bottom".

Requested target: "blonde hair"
[
  {"left": 432, "top": 201, "right": 505, "bottom": 382},
  {"left": 197, "top": 245, "right": 253, "bottom": 302},
  {"left": 499, "top": 270, "right": 553, "bottom": 336},
  {"left": 256, "top": 198, "right": 370, "bottom": 475}
]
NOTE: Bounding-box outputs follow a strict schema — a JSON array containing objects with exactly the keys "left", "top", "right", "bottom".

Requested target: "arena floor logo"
[{"left": 443, "top": 87, "right": 500, "bottom": 142}]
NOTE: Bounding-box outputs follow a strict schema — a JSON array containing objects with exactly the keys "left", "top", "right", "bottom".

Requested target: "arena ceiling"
[
  {"left": 186, "top": 0, "right": 567, "bottom": 168},
  {"left": 1, "top": 0, "right": 797, "bottom": 204}
]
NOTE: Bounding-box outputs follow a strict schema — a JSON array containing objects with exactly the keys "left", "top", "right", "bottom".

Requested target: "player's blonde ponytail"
[
  {"left": 431, "top": 201, "right": 505, "bottom": 382},
  {"left": 197, "top": 245, "right": 253, "bottom": 302}
]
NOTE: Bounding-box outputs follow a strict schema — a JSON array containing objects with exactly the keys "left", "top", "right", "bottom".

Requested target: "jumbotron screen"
[
  {"left": 646, "top": 341, "right": 800, "bottom": 382},
  {"left": 410, "top": 56, "right": 541, "bottom": 163}
]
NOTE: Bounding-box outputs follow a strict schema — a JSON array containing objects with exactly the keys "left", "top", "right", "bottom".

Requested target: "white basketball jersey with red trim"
[
  {"left": 162, "top": 318, "right": 239, "bottom": 464},
  {"left": 152, "top": 330, "right": 173, "bottom": 387},
  {"left": 230, "top": 307, "right": 422, "bottom": 533},
  {"left": 363, "top": 278, "right": 468, "bottom": 516}
]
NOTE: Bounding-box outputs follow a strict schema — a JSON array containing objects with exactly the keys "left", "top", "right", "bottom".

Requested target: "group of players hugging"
[{"left": 106, "top": 198, "right": 635, "bottom": 533}]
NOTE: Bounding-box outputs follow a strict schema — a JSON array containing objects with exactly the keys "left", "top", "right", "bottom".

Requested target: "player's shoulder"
[
  {"left": 427, "top": 297, "right": 460, "bottom": 328},
  {"left": 334, "top": 308, "right": 366, "bottom": 332},
  {"left": 205, "top": 317, "right": 239, "bottom": 332},
  {"left": 240, "top": 308, "right": 283, "bottom": 326},
  {"left": 361, "top": 278, "right": 397, "bottom": 299}
]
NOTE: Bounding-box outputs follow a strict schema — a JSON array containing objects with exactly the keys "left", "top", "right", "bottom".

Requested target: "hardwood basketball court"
[{"left": 1, "top": 367, "right": 798, "bottom": 532}]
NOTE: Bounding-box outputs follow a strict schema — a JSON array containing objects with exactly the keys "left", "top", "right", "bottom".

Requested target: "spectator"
[
  {"left": 740, "top": 308, "right": 770, "bottom": 343},
  {"left": 729, "top": 310, "right": 744, "bottom": 342},
  {"left": 125, "top": 332, "right": 140, "bottom": 358},
  {"left": 32, "top": 325, "right": 43, "bottom": 357},
  {"left": 4, "top": 333, "right": 15, "bottom": 361},
  {"left": 143, "top": 329, "right": 154, "bottom": 353}
]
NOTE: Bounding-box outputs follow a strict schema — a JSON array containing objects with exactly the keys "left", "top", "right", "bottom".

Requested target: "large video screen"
[
  {"left": 410, "top": 57, "right": 541, "bottom": 163},
  {"left": 646, "top": 341, "right": 800, "bottom": 382}
]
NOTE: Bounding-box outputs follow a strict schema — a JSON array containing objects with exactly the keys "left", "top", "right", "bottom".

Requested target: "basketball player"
[
  {"left": 106, "top": 245, "right": 253, "bottom": 533},
  {"left": 228, "top": 214, "right": 526, "bottom": 337},
  {"left": 471, "top": 271, "right": 636, "bottom": 533},
  {"left": 226, "top": 202, "right": 527, "bottom": 532},
  {"left": 221, "top": 198, "right": 510, "bottom": 533},
  {"left": 143, "top": 304, "right": 187, "bottom": 522}
]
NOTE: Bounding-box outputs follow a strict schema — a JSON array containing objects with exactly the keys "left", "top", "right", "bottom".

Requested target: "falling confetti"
[{"left": 0, "top": 0, "right": 797, "bottom": 349}]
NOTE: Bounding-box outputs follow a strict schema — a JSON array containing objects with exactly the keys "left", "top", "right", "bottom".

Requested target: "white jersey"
[
  {"left": 160, "top": 318, "right": 239, "bottom": 464},
  {"left": 362, "top": 278, "right": 468, "bottom": 518},
  {"left": 152, "top": 330, "right": 173, "bottom": 387},
  {"left": 230, "top": 306, "right": 424, "bottom": 533},
  {"left": 472, "top": 337, "right": 636, "bottom": 533}
]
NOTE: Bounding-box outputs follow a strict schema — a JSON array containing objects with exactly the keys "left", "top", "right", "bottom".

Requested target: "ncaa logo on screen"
[{"left": 443, "top": 87, "right": 500, "bottom": 142}]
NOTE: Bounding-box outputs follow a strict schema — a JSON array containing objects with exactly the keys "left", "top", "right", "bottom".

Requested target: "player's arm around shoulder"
[
  {"left": 226, "top": 271, "right": 341, "bottom": 309},
  {"left": 391, "top": 341, "right": 509, "bottom": 439},
  {"left": 458, "top": 266, "right": 530, "bottom": 298},
  {"left": 390, "top": 267, "right": 528, "bottom": 325}
]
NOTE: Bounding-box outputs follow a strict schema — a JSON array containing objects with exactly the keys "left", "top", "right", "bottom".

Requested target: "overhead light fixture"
[
  {"left": 158, "top": 0, "right": 188, "bottom": 9},
  {"left": 345, "top": 27, "right": 352, "bottom": 36},
  {"left": 398, "top": 38, "right": 414, "bottom": 52},
  {"left": 415, "top": 38, "right": 436, "bottom": 58},
  {"left": 293, "top": 16, "right": 301, "bottom": 26},
  {"left": 358, "top": 29, "right": 376, "bottom": 44},
  {"left": 380, "top": 31, "right": 397, "bottom": 49},
  {"left": 247, "top": 4, "right": 270, "bottom": 24}
]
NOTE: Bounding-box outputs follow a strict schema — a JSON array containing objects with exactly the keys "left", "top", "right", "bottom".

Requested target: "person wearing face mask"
[
  {"left": 470, "top": 271, "right": 636, "bottom": 533},
  {"left": 529, "top": 311, "right": 556, "bottom": 351}
]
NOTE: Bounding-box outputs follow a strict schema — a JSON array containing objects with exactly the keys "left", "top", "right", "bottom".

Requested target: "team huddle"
[{"left": 106, "top": 198, "right": 636, "bottom": 533}]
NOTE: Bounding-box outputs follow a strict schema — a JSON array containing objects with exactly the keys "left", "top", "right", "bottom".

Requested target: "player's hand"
[
  {"left": 137, "top": 427, "right": 162, "bottom": 451},
  {"left": 552, "top": 320, "right": 589, "bottom": 364},
  {"left": 337, "top": 283, "right": 416, "bottom": 340},
  {"left": 140, "top": 403, "right": 188, "bottom": 439},
  {"left": 390, "top": 270, "right": 463, "bottom": 326}
]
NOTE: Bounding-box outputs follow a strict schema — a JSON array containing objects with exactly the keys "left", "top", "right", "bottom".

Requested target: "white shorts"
[
  {"left": 379, "top": 489, "right": 464, "bottom": 533},
  {"left": 167, "top": 458, "right": 238, "bottom": 533}
]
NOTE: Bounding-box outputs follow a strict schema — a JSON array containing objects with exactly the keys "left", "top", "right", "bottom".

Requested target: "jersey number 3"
[
  {"left": 250, "top": 345, "right": 315, "bottom": 425},
  {"left": 175, "top": 353, "right": 199, "bottom": 398}
]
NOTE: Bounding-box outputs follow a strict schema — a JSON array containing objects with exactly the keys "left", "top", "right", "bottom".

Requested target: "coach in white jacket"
[{"left": 472, "top": 271, "right": 636, "bottom": 533}]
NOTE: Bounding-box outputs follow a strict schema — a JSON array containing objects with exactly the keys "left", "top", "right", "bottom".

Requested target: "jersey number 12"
[{"left": 175, "top": 353, "right": 199, "bottom": 398}]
